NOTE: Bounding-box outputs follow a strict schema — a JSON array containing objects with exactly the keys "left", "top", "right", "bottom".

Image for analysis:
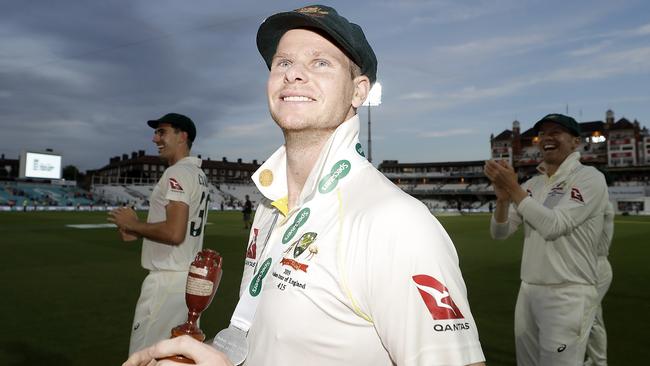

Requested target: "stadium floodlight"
[{"left": 362, "top": 81, "right": 382, "bottom": 163}]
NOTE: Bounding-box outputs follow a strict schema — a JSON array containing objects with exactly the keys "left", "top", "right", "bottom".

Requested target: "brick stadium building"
[
  {"left": 378, "top": 110, "right": 650, "bottom": 213},
  {"left": 86, "top": 150, "right": 260, "bottom": 186}
]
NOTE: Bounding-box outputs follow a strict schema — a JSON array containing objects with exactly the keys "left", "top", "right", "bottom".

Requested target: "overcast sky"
[{"left": 1, "top": 0, "right": 649, "bottom": 172}]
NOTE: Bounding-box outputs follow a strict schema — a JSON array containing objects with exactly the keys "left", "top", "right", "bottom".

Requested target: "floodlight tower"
[{"left": 362, "top": 81, "right": 382, "bottom": 163}]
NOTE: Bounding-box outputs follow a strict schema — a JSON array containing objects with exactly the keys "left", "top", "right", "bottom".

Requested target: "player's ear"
[{"left": 351, "top": 75, "right": 370, "bottom": 109}]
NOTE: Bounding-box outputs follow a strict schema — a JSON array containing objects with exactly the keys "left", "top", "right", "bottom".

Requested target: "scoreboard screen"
[{"left": 20, "top": 151, "right": 62, "bottom": 179}]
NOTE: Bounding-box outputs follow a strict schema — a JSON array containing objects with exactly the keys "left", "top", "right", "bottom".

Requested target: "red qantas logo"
[
  {"left": 412, "top": 275, "right": 464, "bottom": 320},
  {"left": 570, "top": 187, "right": 584, "bottom": 203},
  {"left": 169, "top": 178, "right": 184, "bottom": 191},
  {"left": 246, "top": 228, "right": 258, "bottom": 259}
]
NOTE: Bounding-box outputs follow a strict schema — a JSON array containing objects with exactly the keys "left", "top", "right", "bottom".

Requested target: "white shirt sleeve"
[
  {"left": 163, "top": 165, "right": 193, "bottom": 205},
  {"left": 360, "top": 202, "right": 485, "bottom": 366}
]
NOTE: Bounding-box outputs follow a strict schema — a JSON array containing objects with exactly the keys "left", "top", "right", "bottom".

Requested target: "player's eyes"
[
  {"left": 314, "top": 59, "right": 330, "bottom": 67},
  {"left": 274, "top": 59, "right": 291, "bottom": 68}
]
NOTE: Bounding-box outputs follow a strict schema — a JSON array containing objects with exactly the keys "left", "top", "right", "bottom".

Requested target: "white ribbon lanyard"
[
  {"left": 212, "top": 212, "right": 280, "bottom": 365},
  {"left": 230, "top": 212, "right": 280, "bottom": 332}
]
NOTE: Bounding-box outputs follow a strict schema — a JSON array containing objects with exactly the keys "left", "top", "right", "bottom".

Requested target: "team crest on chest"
[{"left": 281, "top": 232, "right": 318, "bottom": 272}]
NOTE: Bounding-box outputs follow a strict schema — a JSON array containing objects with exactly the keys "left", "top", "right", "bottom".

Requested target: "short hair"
[{"left": 349, "top": 61, "right": 362, "bottom": 80}]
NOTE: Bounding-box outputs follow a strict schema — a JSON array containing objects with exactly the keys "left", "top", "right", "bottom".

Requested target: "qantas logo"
[
  {"left": 169, "top": 178, "right": 184, "bottom": 191},
  {"left": 570, "top": 187, "right": 584, "bottom": 203},
  {"left": 412, "top": 275, "right": 464, "bottom": 320},
  {"left": 246, "top": 228, "right": 258, "bottom": 259}
]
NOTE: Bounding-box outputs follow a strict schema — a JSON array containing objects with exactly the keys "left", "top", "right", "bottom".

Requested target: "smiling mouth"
[
  {"left": 282, "top": 96, "right": 315, "bottom": 102},
  {"left": 543, "top": 144, "right": 557, "bottom": 152},
  {"left": 156, "top": 145, "right": 165, "bottom": 153}
]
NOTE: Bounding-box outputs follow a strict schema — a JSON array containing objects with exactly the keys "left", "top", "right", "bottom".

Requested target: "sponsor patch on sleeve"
[
  {"left": 570, "top": 187, "right": 584, "bottom": 203},
  {"left": 412, "top": 275, "right": 464, "bottom": 320},
  {"left": 169, "top": 177, "right": 184, "bottom": 192}
]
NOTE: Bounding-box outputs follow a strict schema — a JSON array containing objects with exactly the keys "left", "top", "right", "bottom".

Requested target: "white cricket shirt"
[
  {"left": 491, "top": 152, "right": 609, "bottom": 285},
  {"left": 142, "top": 156, "right": 209, "bottom": 271},
  {"left": 240, "top": 116, "right": 485, "bottom": 366}
]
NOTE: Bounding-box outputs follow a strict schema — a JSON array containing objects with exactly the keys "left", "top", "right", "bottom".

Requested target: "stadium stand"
[{"left": 1, "top": 181, "right": 102, "bottom": 209}]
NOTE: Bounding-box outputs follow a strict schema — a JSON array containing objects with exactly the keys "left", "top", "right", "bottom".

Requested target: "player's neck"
[
  {"left": 284, "top": 130, "right": 332, "bottom": 210},
  {"left": 168, "top": 150, "right": 190, "bottom": 166}
]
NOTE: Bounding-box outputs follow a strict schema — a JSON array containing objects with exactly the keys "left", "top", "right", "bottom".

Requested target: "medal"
[{"left": 211, "top": 324, "right": 248, "bottom": 365}]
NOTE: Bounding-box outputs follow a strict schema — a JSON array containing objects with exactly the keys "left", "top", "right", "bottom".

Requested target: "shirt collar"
[
  {"left": 252, "top": 115, "right": 362, "bottom": 214},
  {"left": 175, "top": 156, "right": 202, "bottom": 167},
  {"left": 536, "top": 151, "right": 580, "bottom": 181}
]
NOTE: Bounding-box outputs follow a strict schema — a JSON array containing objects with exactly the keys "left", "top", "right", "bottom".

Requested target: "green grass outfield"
[{"left": 1, "top": 211, "right": 648, "bottom": 365}]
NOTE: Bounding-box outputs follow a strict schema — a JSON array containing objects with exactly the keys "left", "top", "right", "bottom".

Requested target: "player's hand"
[
  {"left": 122, "top": 336, "right": 234, "bottom": 366},
  {"left": 484, "top": 160, "right": 514, "bottom": 201},
  {"left": 119, "top": 228, "right": 139, "bottom": 242},
  {"left": 108, "top": 207, "right": 139, "bottom": 232}
]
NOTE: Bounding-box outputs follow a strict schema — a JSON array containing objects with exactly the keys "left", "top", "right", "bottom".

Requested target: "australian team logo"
[
  {"left": 169, "top": 178, "right": 184, "bottom": 192},
  {"left": 246, "top": 228, "right": 258, "bottom": 259},
  {"left": 281, "top": 232, "right": 318, "bottom": 272},
  {"left": 296, "top": 6, "right": 329, "bottom": 16},
  {"left": 412, "top": 274, "right": 464, "bottom": 320}
]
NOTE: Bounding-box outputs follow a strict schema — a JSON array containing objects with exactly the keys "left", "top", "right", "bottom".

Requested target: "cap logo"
[
  {"left": 296, "top": 6, "right": 329, "bottom": 16},
  {"left": 412, "top": 274, "right": 464, "bottom": 320}
]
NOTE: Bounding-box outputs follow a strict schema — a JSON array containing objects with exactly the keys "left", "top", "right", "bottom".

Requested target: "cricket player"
[
  {"left": 125, "top": 4, "right": 485, "bottom": 366},
  {"left": 484, "top": 113, "right": 609, "bottom": 366},
  {"left": 109, "top": 113, "right": 210, "bottom": 354},
  {"left": 585, "top": 200, "right": 614, "bottom": 366}
]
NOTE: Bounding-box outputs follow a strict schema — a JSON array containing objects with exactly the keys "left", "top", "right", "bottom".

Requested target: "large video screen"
[{"left": 21, "top": 152, "right": 62, "bottom": 179}]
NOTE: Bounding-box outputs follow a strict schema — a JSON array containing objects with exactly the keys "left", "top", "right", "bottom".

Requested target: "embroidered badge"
[
  {"left": 259, "top": 169, "right": 273, "bottom": 187},
  {"left": 282, "top": 232, "right": 318, "bottom": 272},
  {"left": 296, "top": 6, "right": 329, "bottom": 16}
]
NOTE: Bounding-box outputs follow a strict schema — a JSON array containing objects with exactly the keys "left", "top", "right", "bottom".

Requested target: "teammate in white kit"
[
  {"left": 585, "top": 200, "right": 614, "bottom": 366},
  {"left": 484, "top": 113, "right": 609, "bottom": 366},
  {"left": 125, "top": 5, "right": 485, "bottom": 366},
  {"left": 109, "top": 113, "right": 210, "bottom": 355}
]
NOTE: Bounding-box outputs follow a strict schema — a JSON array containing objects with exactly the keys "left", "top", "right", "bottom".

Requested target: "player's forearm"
[
  {"left": 493, "top": 199, "right": 510, "bottom": 223},
  {"left": 128, "top": 220, "right": 186, "bottom": 245},
  {"left": 516, "top": 197, "right": 571, "bottom": 240}
]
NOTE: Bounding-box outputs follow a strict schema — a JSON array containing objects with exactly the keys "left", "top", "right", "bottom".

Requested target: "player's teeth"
[{"left": 283, "top": 96, "right": 312, "bottom": 102}]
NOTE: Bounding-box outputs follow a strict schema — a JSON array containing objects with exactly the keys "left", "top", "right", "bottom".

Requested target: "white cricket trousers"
[
  {"left": 514, "top": 281, "right": 598, "bottom": 366},
  {"left": 585, "top": 257, "right": 612, "bottom": 366},
  {"left": 128, "top": 270, "right": 189, "bottom": 355}
]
